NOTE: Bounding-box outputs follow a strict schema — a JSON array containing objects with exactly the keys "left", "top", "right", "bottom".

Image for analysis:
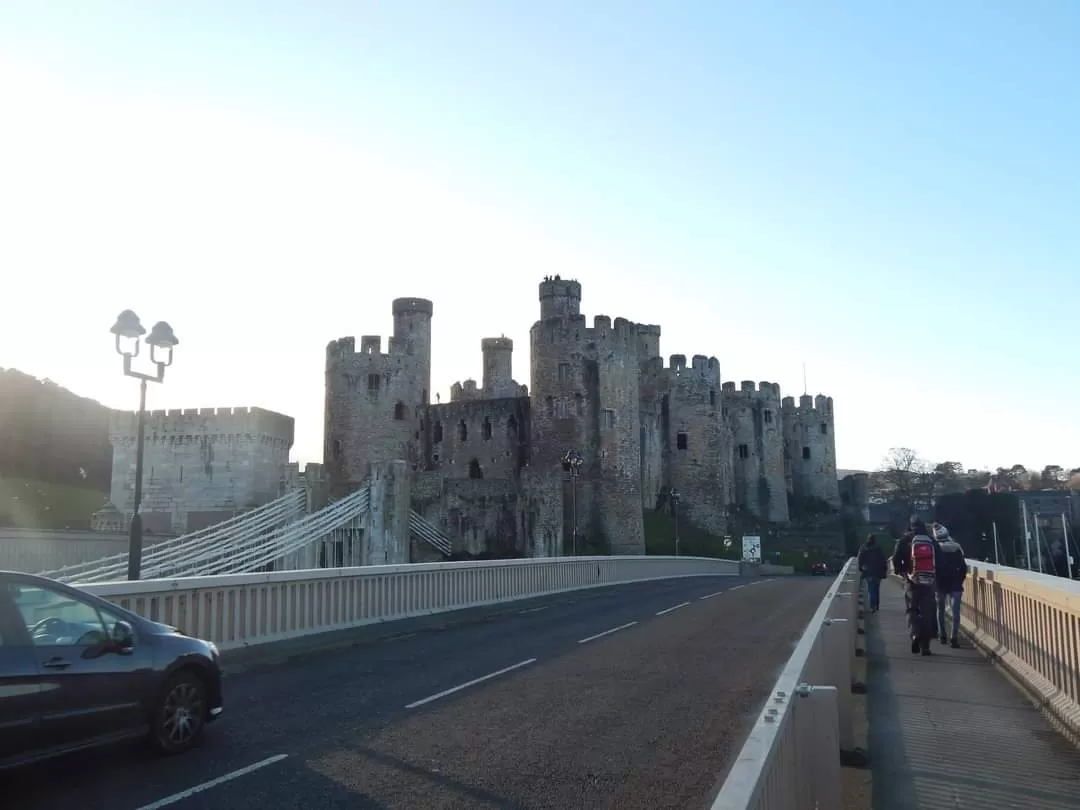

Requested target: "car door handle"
[{"left": 42, "top": 657, "right": 70, "bottom": 670}]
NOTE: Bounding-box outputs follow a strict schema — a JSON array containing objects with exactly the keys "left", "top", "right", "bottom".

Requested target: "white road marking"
[
  {"left": 405, "top": 658, "right": 537, "bottom": 709},
  {"left": 133, "top": 754, "right": 288, "bottom": 810},
  {"left": 577, "top": 621, "right": 638, "bottom": 644},
  {"left": 699, "top": 590, "right": 726, "bottom": 600},
  {"left": 516, "top": 606, "right": 548, "bottom": 615},
  {"left": 656, "top": 601, "right": 690, "bottom": 616}
]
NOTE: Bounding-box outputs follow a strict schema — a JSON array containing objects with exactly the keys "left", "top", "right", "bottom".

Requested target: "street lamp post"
[
  {"left": 562, "top": 450, "right": 584, "bottom": 556},
  {"left": 671, "top": 488, "right": 681, "bottom": 556},
  {"left": 111, "top": 310, "right": 179, "bottom": 581}
]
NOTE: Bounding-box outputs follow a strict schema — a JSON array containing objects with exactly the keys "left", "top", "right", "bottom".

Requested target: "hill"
[{"left": 0, "top": 368, "right": 113, "bottom": 528}]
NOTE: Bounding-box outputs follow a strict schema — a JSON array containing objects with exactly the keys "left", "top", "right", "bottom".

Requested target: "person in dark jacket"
[
  {"left": 932, "top": 523, "right": 967, "bottom": 648},
  {"left": 857, "top": 534, "right": 887, "bottom": 612},
  {"left": 892, "top": 517, "right": 940, "bottom": 655}
]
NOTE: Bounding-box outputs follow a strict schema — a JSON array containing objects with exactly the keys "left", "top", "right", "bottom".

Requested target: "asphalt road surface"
[{"left": 3, "top": 575, "right": 831, "bottom": 810}]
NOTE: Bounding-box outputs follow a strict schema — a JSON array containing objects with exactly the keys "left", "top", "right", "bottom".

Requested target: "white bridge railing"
[
  {"left": 957, "top": 561, "right": 1080, "bottom": 744},
  {"left": 84, "top": 555, "right": 742, "bottom": 651},
  {"left": 711, "top": 559, "right": 859, "bottom": 810}
]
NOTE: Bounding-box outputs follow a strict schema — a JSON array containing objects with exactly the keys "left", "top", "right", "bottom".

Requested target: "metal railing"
[
  {"left": 39, "top": 490, "right": 308, "bottom": 583},
  {"left": 711, "top": 559, "right": 859, "bottom": 809},
  {"left": 82, "top": 555, "right": 742, "bottom": 651},
  {"left": 955, "top": 560, "right": 1080, "bottom": 743}
]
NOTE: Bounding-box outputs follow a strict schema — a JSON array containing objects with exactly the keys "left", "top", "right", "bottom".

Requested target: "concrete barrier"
[{"left": 710, "top": 558, "right": 860, "bottom": 809}]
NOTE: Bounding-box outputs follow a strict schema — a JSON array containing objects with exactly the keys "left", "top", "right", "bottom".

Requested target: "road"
[{"left": 2, "top": 575, "right": 831, "bottom": 810}]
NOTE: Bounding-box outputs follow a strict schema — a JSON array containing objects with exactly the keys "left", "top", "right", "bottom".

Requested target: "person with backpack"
[
  {"left": 891, "top": 517, "right": 939, "bottom": 655},
  {"left": 857, "top": 534, "right": 887, "bottom": 612},
  {"left": 932, "top": 523, "right": 968, "bottom": 648}
]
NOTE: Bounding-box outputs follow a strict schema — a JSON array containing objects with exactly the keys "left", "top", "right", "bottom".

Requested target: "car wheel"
[{"left": 151, "top": 670, "right": 207, "bottom": 755}]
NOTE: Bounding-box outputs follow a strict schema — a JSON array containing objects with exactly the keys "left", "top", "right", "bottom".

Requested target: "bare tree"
[{"left": 878, "top": 447, "right": 933, "bottom": 512}]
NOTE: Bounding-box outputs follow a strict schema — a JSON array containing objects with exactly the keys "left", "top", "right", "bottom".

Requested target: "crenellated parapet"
[{"left": 109, "top": 406, "right": 295, "bottom": 449}]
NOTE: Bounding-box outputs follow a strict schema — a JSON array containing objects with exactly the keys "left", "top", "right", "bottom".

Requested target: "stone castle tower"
[
  {"left": 324, "top": 298, "right": 433, "bottom": 498},
  {"left": 322, "top": 279, "right": 841, "bottom": 557}
]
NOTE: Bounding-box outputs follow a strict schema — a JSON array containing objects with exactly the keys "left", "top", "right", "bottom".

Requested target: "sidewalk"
[{"left": 865, "top": 576, "right": 1080, "bottom": 809}]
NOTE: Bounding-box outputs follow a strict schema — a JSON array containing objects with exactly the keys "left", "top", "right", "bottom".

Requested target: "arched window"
[
  {"left": 433, "top": 421, "right": 443, "bottom": 443},
  {"left": 468, "top": 458, "right": 483, "bottom": 479},
  {"left": 394, "top": 402, "right": 406, "bottom": 420},
  {"left": 458, "top": 420, "right": 468, "bottom": 441},
  {"left": 482, "top": 416, "right": 492, "bottom": 440}
]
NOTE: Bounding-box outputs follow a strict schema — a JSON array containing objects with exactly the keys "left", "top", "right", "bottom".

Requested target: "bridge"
[{"left": 6, "top": 484, "right": 1080, "bottom": 808}]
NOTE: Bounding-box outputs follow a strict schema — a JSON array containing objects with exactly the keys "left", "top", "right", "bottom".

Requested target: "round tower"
[
  {"left": 781, "top": 393, "right": 839, "bottom": 506},
  {"left": 391, "top": 298, "right": 433, "bottom": 405},
  {"left": 529, "top": 289, "right": 644, "bottom": 556},
  {"left": 538, "top": 278, "right": 581, "bottom": 321},
  {"left": 723, "top": 381, "right": 788, "bottom": 523},
  {"left": 324, "top": 298, "right": 433, "bottom": 499},
  {"left": 481, "top": 337, "right": 515, "bottom": 398}
]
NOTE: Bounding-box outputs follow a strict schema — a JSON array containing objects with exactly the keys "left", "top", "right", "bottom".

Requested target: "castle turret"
[
  {"left": 530, "top": 280, "right": 644, "bottom": 555},
  {"left": 722, "top": 381, "right": 788, "bottom": 523},
  {"left": 538, "top": 277, "right": 582, "bottom": 321},
  {"left": 781, "top": 393, "right": 840, "bottom": 507},
  {"left": 324, "top": 298, "right": 433, "bottom": 498},
  {"left": 481, "top": 337, "right": 516, "bottom": 398},
  {"left": 660, "top": 353, "right": 728, "bottom": 535}
]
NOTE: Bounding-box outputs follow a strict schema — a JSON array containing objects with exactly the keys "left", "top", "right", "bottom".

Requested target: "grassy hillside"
[{"left": 0, "top": 476, "right": 109, "bottom": 530}]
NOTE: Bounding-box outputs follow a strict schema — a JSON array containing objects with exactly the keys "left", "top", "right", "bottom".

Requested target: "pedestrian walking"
[{"left": 857, "top": 534, "right": 887, "bottom": 612}]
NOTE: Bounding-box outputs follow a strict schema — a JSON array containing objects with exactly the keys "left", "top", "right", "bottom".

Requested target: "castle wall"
[
  {"left": 108, "top": 406, "right": 294, "bottom": 534},
  {"left": 782, "top": 394, "right": 840, "bottom": 506},
  {"left": 723, "top": 381, "right": 789, "bottom": 523},
  {"left": 638, "top": 358, "right": 667, "bottom": 511},
  {"left": 420, "top": 397, "right": 530, "bottom": 483},
  {"left": 324, "top": 298, "right": 432, "bottom": 497},
  {"left": 661, "top": 354, "right": 728, "bottom": 535},
  {"left": 530, "top": 289, "right": 645, "bottom": 554}
]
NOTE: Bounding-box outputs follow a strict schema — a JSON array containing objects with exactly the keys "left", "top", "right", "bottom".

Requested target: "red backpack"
[{"left": 910, "top": 535, "right": 936, "bottom": 582}]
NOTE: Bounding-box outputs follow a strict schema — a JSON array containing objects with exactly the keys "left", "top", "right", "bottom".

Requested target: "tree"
[
  {"left": 878, "top": 447, "right": 932, "bottom": 513},
  {"left": 1040, "top": 465, "right": 1067, "bottom": 490}
]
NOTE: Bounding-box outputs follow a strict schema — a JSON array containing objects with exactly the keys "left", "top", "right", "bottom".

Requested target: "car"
[
  {"left": 811, "top": 562, "right": 832, "bottom": 576},
  {"left": 0, "top": 570, "right": 223, "bottom": 770}
]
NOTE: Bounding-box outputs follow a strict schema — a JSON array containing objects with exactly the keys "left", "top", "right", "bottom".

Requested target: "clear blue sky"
[{"left": 0, "top": 1, "right": 1077, "bottom": 473}]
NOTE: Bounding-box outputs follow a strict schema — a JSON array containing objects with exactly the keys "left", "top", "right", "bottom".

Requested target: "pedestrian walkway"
[{"left": 866, "top": 576, "right": 1080, "bottom": 809}]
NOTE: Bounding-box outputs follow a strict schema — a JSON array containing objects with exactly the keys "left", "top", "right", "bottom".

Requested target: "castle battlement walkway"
[{"left": 867, "top": 574, "right": 1080, "bottom": 810}]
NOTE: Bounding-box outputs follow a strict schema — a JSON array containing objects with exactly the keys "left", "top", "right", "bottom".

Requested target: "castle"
[
  {"left": 323, "top": 279, "right": 840, "bottom": 557},
  {"left": 95, "top": 279, "right": 839, "bottom": 556}
]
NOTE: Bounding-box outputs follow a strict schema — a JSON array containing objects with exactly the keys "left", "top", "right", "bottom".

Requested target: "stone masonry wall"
[
  {"left": 109, "top": 406, "right": 294, "bottom": 534},
  {"left": 659, "top": 354, "right": 728, "bottom": 536},
  {"left": 782, "top": 393, "right": 840, "bottom": 506},
  {"left": 530, "top": 285, "right": 645, "bottom": 555},
  {"left": 324, "top": 298, "right": 433, "bottom": 498},
  {"left": 723, "top": 381, "right": 789, "bottom": 523}
]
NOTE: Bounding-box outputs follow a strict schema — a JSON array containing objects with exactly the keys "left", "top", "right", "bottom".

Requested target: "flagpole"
[
  {"left": 1033, "top": 513, "right": 1045, "bottom": 573},
  {"left": 991, "top": 521, "right": 1001, "bottom": 565}
]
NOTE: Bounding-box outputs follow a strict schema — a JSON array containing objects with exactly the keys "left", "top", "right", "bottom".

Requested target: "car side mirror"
[{"left": 111, "top": 620, "right": 135, "bottom": 651}]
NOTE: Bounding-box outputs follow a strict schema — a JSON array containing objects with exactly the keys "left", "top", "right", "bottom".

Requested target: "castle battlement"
[
  {"left": 450, "top": 379, "right": 481, "bottom": 401},
  {"left": 781, "top": 393, "right": 834, "bottom": 418},
  {"left": 722, "top": 380, "right": 782, "bottom": 402},
  {"left": 641, "top": 353, "right": 721, "bottom": 386},
  {"left": 481, "top": 337, "right": 513, "bottom": 351},
  {"left": 109, "top": 406, "right": 295, "bottom": 445},
  {"left": 531, "top": 314, "right": 643, "bottom": 353}
]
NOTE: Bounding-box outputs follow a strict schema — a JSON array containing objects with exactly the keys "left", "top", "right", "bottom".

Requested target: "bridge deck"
[{"left": 867, "top": 576, "right": 1080, "bottom": 809}]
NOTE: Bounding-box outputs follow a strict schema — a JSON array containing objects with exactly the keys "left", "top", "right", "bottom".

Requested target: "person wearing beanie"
[{"left": 933, "top": 523, "right": 968, "bottom": 648}]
